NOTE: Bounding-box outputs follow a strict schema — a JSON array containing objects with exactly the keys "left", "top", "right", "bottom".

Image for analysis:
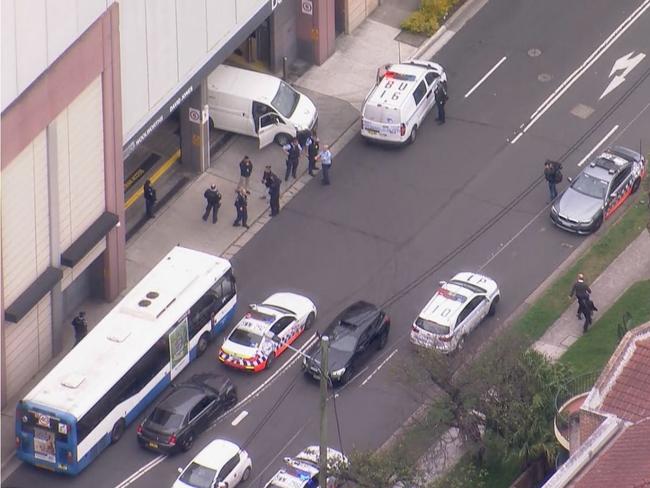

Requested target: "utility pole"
[{"left": 319, "top": 335, "right": 330, "bottom": 488}]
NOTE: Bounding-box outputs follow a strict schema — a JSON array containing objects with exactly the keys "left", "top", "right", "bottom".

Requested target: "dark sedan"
[
  {"left": 136, "top": 374, "right": 236, "bottom": 454},
  {"left": 303, "top": 301, "right": 390, "bottom": 385}
]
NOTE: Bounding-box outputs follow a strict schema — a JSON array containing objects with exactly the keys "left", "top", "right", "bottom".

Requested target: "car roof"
[
  {"left": 157, "top": 385, "right": 205, "bottom": 414},
  {"left": 192, "top": 439, "right": 241, "bottom": 471},
  {"left": 329, "top": 301, "right": 380, "bottom": 335},
  {"left": 583, "top": 149, "right": 633, "bottom": 181},
  {"left": 235, "top": 304, "right": 283, "bottom": 335}
]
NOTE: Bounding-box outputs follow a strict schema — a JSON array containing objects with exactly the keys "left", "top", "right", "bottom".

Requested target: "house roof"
[
  {"left": 571, "top": 418, "right": 650, "bottom": 488},
  {"left": 599, "top": 338, "right": 650, "bottom": 422}
]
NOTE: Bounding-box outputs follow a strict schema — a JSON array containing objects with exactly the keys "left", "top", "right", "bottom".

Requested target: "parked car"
[
  {"left": 361, "top": 59, "right": 447, "bottom": 145},
  {"left": 303, "top": 301, "right": 390, "bottom": 385},
  {"left": 137, "top": 374, "right": 236, "bottom": 453},
  {"left": 410, "top": 272, "right": 500, "bottom": 353},
  {"left": 263, "top": 445, "right": 347, "bottom": 488},
  {"left": 550, "top": 145, "right": 646, "bottom": 234},
  {"left": 173, "top": 439, "right": 251, "bottom": 488},
  {"left": 219, "top": 293, "right": 317, "bottom": 372}
]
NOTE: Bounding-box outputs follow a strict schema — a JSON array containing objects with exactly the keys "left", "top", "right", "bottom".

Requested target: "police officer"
[
  {"left": 434, "top": 82, "right": 448, "bottom": 124},
  {"left": 578, "top": 297, "right": 598, "bottom": 333},
  {"left": 202, "top": 184, "right": 222, "bottom": 224},
  {"left": 143, "top": 179, "right": 157, "bottom": 219},
  {"left": 233, "top": 188, "right": 249, "bottom": 228},
  {"left": 71, "top": 311, "right": 88, "bottom": 347},
  {"left": 269, "top": 173, "right": 281, "bottom": 217},
  {"left": 239, "top": 156, "right": 253, "bottom": 193},
  {"left": 283, "top": 138, "right": 302, "bottom": 181},
  {"left": 569, "top": 273, "right": 592, "bottom": 319},
  {"left": 261, "top": 165, "right": 274, "bottom": 200},
  {"left": 307, "top": 135, "right": 320, "bottom": 176}
]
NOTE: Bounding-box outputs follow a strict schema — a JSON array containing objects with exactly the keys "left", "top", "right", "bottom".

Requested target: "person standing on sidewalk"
[
  {"left": 261, "top": 165, "right": 273, "bottom": 200},
  {"left": 434, "top": 82, "right": 448, "bottom": 124},
  {"left": 307, "top": 134, "right": 320, "bottom": 176},
  {"left": 269, "top": 173, "right": 281, "bottom": 216},
  {"left": 239, "top": 156, "right": 253, "bottom": 194},
  {"left": 317, "top": 144, "right": 332, "bottom": 185},
  {"left": 544, "top": 160, "right": 562, "bottom": 201},
  {"left": 569, "top": 273, "right": 592, "bottom": 319},
  {"left": 233, "top": 188, "right": 249, "bottom": 228},
  {"left": 144, "top": 179, "right": 157, "bottom": 219},
  {"left": 71, "top": 311, "right": 88, "bottom": 347},
  {"left": 283, "top": 137, "right": 302, "bottom": 181},
  {"left": 579, "top": 297, "right": 598, "bottom": 333},
  {"left": 202, "top": 184, "right": 222, "bottom": 223}
]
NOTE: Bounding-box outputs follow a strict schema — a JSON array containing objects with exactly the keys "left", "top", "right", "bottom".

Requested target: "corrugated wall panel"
[
  {"left": 206, "top": 1, "right": 237, "bottom": 49},
  {"left": 1, "top": 0, "right": 17, "bottom": 109},
  {"left": 57, "top": 110, "right": 73, "bottom": 251},
  {"left": 67, "top": 77, "right": 105, "bottom": 240},
  {"left": 32, "top": 132, "right": 51, "bottom": 274},
  {"left": 1, "top": 141, "right": 39, "bottom": 305},
  {"left": 14, "top": 0, "right": 48, "bottom": 100},
  {"left": 145, "top": 0, "right": 179, "bottom": 107},
  {"left": 176, "top": 0, "right": 207, "bottom": 79},
  {"left": 37, "top": 295, "right": 53, "bottom": 366},
  {"left": 45, "top": 0, "right": 77, "bottom": 65}
]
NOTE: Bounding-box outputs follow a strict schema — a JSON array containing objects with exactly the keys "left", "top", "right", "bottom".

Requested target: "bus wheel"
[
  {"left": 197, "top": 332, "right": 210, "bottom": 356},
  {"left": 110, "top": 418, "right": 126, "bottom": 444}
]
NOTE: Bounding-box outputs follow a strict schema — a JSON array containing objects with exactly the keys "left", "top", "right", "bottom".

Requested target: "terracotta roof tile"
[{"left": 573, "top": 418, "right": 650, "bottom": 488}]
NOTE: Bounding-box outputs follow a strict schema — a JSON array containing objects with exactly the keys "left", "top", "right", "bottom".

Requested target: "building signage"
[
  {"left": 301, "top": 0, "right": 313, "bottom": 15},
  {"left": 189, "top": 107, "right": 201, "bottom": 124}
]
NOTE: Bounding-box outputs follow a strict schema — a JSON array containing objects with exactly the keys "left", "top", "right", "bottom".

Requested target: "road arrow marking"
[{"left": 600, "top": 51, "right": 646, "bottom": 99}]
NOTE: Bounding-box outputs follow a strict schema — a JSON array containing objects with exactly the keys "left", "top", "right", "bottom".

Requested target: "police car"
[
  {"left": 410, "top": 273, "right": 500, "bottom": 352},
  {"left": 263, "top": 446, "right": 347, "bottom": 488},
  {"left": 550, "top": 145, "right": 646, "bottom": 234},
  {"left": 219, "top": 293, "right": 316, "bottom": 372}
]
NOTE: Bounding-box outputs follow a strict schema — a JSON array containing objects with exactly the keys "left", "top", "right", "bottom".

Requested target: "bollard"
[{"left": 283, "top": 56, "right": 288, "bottom": 81}]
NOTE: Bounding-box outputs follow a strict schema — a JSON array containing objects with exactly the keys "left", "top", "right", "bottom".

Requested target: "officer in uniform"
[
  {"left": 569, "top": 273, "right": 592, "bottom": 319},
  {"left": 307, "top": 135, "right": 320, "bottom": 176},
  {"left": 283, "top": 138, "right": 302, "bottom": 181},
  {"left": 71, "top": 312, "right": 88, "bottom": 347},
  {"left": 202, "top": 184, "right": 222, "bottom": 223},
  {"left": 269, "top": 173, "right": 281, "bottom": 216},
  {"left": 233, "top": 188, "right": 249, "bottom": 228},
  {"left": 434, "top": 82, "right": 448, "bottom": 124},
  {"left": 143, "top": 179, "right": 157, "bottom": 219}
]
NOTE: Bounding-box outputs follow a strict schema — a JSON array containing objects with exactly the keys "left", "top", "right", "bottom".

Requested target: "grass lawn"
[{"left": 560, "top": 279, "right": 650, "bottom": 376}]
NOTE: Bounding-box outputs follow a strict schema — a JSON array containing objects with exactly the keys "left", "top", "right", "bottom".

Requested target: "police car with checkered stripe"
[
  {"left": 550, "top": 145, "right": 646, "bottom": 234},
  {"left": 263, "top": 446, "right": 347, "bottom": 488},
  {"left": 219, "top": 293, "right": 316, "bottom": 372}
]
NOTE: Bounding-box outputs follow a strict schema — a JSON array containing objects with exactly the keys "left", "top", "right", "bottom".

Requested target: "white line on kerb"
[
  {"left": 464, "top": 56, "right": 507, "bottom": 98},
  {"left": 577, "top": 125, "right": 619, "bottom": 166},
  {"left": 231, "top": 410, "right": 248, "bottom": 426},
  {"left": 511, "top": 0, "right": 650, "bottom": 144},
  {"left": 362, "top": 349, "right": 398, "bottom": 386}
]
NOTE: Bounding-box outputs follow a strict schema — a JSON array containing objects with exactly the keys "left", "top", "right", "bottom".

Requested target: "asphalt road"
[{"left": 7, "top": 0, "right": 650, "bottom": 487}]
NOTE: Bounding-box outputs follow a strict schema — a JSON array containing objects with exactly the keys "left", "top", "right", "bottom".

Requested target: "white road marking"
[
  {"left": 231, "top": 410, "right": 248, "bottom": 426},
  {"left": 511, "top": 0, "right": 650, "bottom": 143},
  {"left": 577, "top": 125, "right": 619, "bottom": 166},
  {"left": 464, "top": 56, "right": 507, "bottom": 98},
  {"left": 600, "top": 51, "right": 646, "bottom": 99},
  {"left": 248, "top": 425, "right": 306, "bottom": 486},
  {"left": 114, "top": 455, "right": 166, "bottom": 488},
  {"left": 361, "top": 349, "right": 399, "bottom": 386}
]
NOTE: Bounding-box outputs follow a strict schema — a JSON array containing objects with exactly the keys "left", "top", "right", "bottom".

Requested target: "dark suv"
[
  {"left": 136, "top": 374, "right": 236, "bottom": 454},
  {"left": 303, "top": 301, "right": 390, "bottom": 385}
]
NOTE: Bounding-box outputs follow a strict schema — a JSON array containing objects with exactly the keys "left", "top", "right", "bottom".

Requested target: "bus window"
[{"left": 190, "top": 292, "right": 218, "bottom": 337}]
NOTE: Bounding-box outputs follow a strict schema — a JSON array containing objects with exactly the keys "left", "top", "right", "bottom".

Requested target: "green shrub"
[{"left": 401, "top": 0, "right": 459, "bottom": 35}]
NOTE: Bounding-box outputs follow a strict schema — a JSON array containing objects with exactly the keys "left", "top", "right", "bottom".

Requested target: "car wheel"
[
  {"left": 377, "top": 329, "right": 389, "bottom": 350},
  {"left": 110, "top": 418, "right": 126, "bottom": 444},
  {"left": 225, "top": 390, "right": 238, "bottom": 409},
  {"left": 456, "top": 335, "right": 466, "bottom": 351},
  {"left": 592, "top": 214, "right": 603, "bottom": 232},
  {"left": 488, "top": 295, "right": 500, "bottom": 317},
  {"left": 340, "top": 366, "right": 354, "bottom": 385},
  {"left": 242, "top": 466, "right": 251, "bottom": 482},
  {"left": 265, "top": 352, "right": 276, "bottom": 370},
  {"left": 197, "top": 332, "right": 210, "bottom": 356},
  {"left": 632, "top": 177, "right": 641, "bottom": 193},
  {"left": 409, "top": 126, "right": 418, "bottom": 144},
  {"left": 181, "top": 431, "right": 195, "bottom": 452},
  {"left": 275, "top": 133, "right": 291, "bottom": 146},
  {"left": 305, "top": 312, "right": 316, "bottom": 330}
]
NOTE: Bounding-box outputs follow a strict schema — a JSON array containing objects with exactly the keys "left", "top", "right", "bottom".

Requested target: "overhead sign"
[
  {"left": 600, "top": 51, "right": 646, "bottom": 100},
  {"left": 302, "top": 0, "right": 313, "bottom": 15}
]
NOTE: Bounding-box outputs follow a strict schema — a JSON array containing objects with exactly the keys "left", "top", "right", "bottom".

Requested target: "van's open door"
[{"left": 258, "top": 113, "right": 280, "bottom": 149}]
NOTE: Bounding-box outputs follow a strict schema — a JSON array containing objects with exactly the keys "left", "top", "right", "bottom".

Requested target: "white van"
[
  {"left": 361, "top": 60, "right": 447, "bottom": 145},
  {"left": 207, "top": 65, "right": 318, "bottom": 149}
]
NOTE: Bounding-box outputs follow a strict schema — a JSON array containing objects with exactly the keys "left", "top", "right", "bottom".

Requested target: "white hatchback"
[
  {"left": 173, "top": 439, "right": 251, "bottom": 488},
  {"left": 410, "top": 272, "right": 500, "bottom": 353}
]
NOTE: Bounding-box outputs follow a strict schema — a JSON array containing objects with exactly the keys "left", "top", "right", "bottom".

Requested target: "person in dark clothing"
[
  {"left": 544, "top": 160, "right": 561, "bottom": 201},
  {"left": 569, "top": 273, "right": 592, "bottom": 319},
  {"left": 233, "top": 188, "right": 249, "bottom": 228},
  {"left": 434, "top": 82, "right": 448, "bottom": 124},
  {"left": 143, "top": 179, "right": 157, "bottom": 219},
  {"left": 578, "top": 298, "right": 598, "bottom": 333},
  {"left": 283, "top": 138, "right": 302, "bottom": 181},
  {"left": 297, "top": 128, "right": 312, "bottom": 148},
  {"left": 262, "top": 165, "right": 276, "bottom": 199},
  {"left": 71, "top": 311, "right": 88, "bottom": 347},
  {"left": 202, "top": 184, "right": 222, "bottom": 223},
  {"left": 307, "top": 135, "right": 320, "bottom": 176},
  {"left": 269, "top": 173, "right": 281, "bottom": 216},
  {"left": 239, "top": 156, "right": 253, "bottom": 193}
]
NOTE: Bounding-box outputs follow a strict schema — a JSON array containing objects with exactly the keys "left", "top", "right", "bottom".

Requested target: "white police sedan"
[{"left": 410, "top": 272, "right": 500, "bottom": 353}]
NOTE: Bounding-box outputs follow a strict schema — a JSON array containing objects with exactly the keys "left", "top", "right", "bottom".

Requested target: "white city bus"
[{"left": 15, "top": 246, "right": 237, "bottom": 475}]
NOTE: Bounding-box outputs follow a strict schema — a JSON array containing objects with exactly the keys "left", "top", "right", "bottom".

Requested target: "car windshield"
[
  {"left": 272, "top": 81, "right": 300, "bottom": 118},
  {"left": 229, "top": 328, "right": 262, "bottom": 348},
  {"left": 148, "top": 407, "right": 183, "bottom": 429},
  {"left": 571, "top": 173, "right": 608, "bottom": 199},
  {"left": 415, "top": 317, "right": 450, "bottom": 335},
  {"left": 179, "top": 462, "right": 217, "bottom": 488},
  {"left": 329, "top": 333, "right": 357, "bottom": 352}
]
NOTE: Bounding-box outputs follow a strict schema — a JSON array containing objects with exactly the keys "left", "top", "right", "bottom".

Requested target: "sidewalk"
[{"left": 0, "top": 3, "right": 429, "bottom": 480}]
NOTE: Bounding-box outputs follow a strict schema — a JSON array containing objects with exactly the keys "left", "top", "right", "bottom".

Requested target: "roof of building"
[{"left": 571, "top": 418, "right": 650, "bottom": 488}]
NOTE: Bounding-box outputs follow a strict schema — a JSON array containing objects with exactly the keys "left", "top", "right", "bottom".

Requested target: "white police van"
[{"left": 361, "top": 60, "right": 446, "bottom": 145}]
